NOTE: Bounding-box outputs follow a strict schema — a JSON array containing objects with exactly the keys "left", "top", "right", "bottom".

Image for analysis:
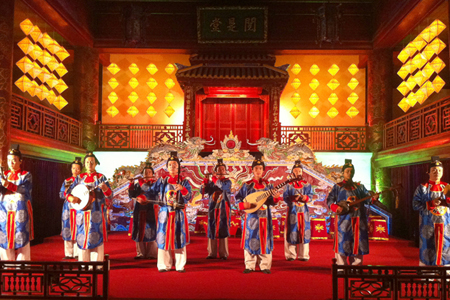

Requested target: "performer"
[
  {"left": 327, "top": 159, "right": 378, "bottom": 266},
  {"left": 59, "top": 157, "right": 82, "bottom": 259},
  {"left": 129, "top": 162, "right": 158, "bottom": 259},
  {"left": 201, "top": 159, "right": 232, "bottom": 260},
  {"left": 413, "top": 156, "right": 450, "bottom": 266},
  {"left": 283, "top": 160, "right": 313, "bottom": 261},
  {"left": 146, "top": 152, "right": 192, "bottom": 272},
  {"left": 0, "top": 144, "right": 33, "bottom": 261},
  {"left": 235, "top": 155, "right": 281, "bottom": 274},
  {"left": 66, "top": 152, "right": 113, "bottom": 262}
]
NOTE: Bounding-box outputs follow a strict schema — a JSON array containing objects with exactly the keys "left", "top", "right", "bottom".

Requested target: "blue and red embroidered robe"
[
  {"left": 413, "top": 180, "right": 450, "bottom": 266},
  {"left": 129, "top": 178, "right": 157, "bottom": 243},
  {"left": 201, "top": 176, "right": 232, "bottom": 239},
  {"left": 283, "top": 180, "right": 313, "bottom": 245},
  {"left": 67, "top": 172, "right": 113, "bottom": 250},
  {"left": 0, "top": 169, "right": 33, "bottom": 250},
  {"left": 236, "top": 179, "right": 278, "bottom": 255},
  {"left": 327, "top": 181, "right": 373, "bottom": 257},
  {"left": 148, "top": 175, "right": 192, "bottom": 250},
  {"left": 60, "top": 176, "right": 77, "bottom": 242}
]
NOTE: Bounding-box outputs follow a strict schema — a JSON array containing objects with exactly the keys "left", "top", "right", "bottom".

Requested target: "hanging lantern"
[
  {"left": 291, "top": 64, "right": 301, "bottom": 75},
  {"left": 328, "top": 93, "right": 338, "bottom": 105},
  {"left": 165, "top": 78, "right": 175, "bottom": 89},
  {"left": 421, "top": 44, "right": 435, "bottom": 61},
  {"left": 428, "top": 19, "right": 446, "bottom": 37},
  {"left": 164, "top": 105, "right": 175, "bottom": 118},
  {"left": 308, "top": 106, "right": 319, "bottom": 118},
  {"left": 309, "top": 93, "right": 319, "bottom": 105},
  {"left": 429, "top": 38, "right": 446, "bottom": 55},
  {"left": 127, "top": 106, "right": 139, "bottom": 117},
  {"left": 46, "top": 56, "right": 59, "bottom": 72},
  {"left": 55, "top": 47, "right": 70, "bottom": 61},
  {"left": 165, "top": 92, "right": 175, "bottom": 103},
  {"left": 419, "top": 27, "right": 434, "bottom": 43},
  {"left": 165, "top": 64, "right": 176, "bottom": 74},
  {"left": 404, "top": 44, "right": 417, "bottom": 58},
  {"left": 290, "top": 106, "right": 301, "bottom": 119},
  {"left": 420, "top": 81, "right": 434, "bottom": 99},
  {"left": 46, "top": 75, "right": 59, "bottom": 89},
  {"left": 147, "top": 106, "right": 157, "bottom": 117},
  {"left": 346, "top": 106, "right": 359, "bottom": 118},
  {"left": 404, "top": 59, "right": 417, "bottom": 74},
  {"left": 328, "top": 64, "right": 339, "bottom": 76},
  {"left": 108, "top": 92, "right": 118, "bottom": 104},
  {"left": 108, "top": 78, "right": 119, "bottom": 89},
  {"left": 147, "top": 78, "right": 158, "bottom": 89},
  {"left": 46, "top": 90, "right": 57, "bottom": 105},
  {"left": 33, "top": 85, "right": 43, "bottom": 100},
  {"left": 18, "top": 37, "right": 34, "bottom": 55},
  {"left": 128, "top": 91, "right": 139, "bottom": 103},
  {"left": 26, "top": 81, "right": 40, "bottom": 97},
  {"left": 309, "top": 79, "right": 319, "bottom": 90},
  {"left": 405, "top": 76, "right": 417, "bottom": 90},
  {"left": 53, "top": 95, "right": 68, "bottom": 110},
  {"left": 107, "top": 106, "right": 119, "bottom": 118},
  {"left": 415, "top": 89, "right": 427, "bottom": 105},
  {"left": 348, "top": 64, "right": 359, "bottom": 75},
  {"left": 55, "top": 63, "right": 68, "bottom": 77},
  {"left": 432, "top": 75, "right": 445, "bottom": 93},
  {"left": 107, "top": 63, "right": 120, "bottom": 75},
  {"left": 327, "top": 79, "right": 340, "bottom": 90},
  {"left": 54, "top": 79, "right": 68, "bottom": 93},
  {"left": 28, "top": 44, "right": 43, "bottom": 61},
  {"left": 348, "top": 78, "right": 359, "bottom": 90},
  {"left": 327, "top": 107, "right": 339, "bottom": 119},
  {"left": 397, "top": 65, "right": 409, "bottom": 80},
  {"left": 291, "top": 78, "right": 301, "bottom": 89},
  {"left": 412, "top": 36, "right": 427, "bottom": 52},
  {"left": 38, "top": 32, "right": 53, "bottom": 48},
  {"left": 28, "top": 62, "right": 42, "bottom": 79},
  {"left": 406, "top": 91, "right": 417, "bottom": 107},
  {"left": 29, "top": 26, "right": 43, "bottom": 43},
  {"left": 147, "top": 92, "right": 157, "bottom": 104},
  {"left": 147, "top": 63, "right": 158, "bottom": 75},
  {"left": 129, "top": 63, "right": 139, "bottom": 75},
  {"left": 347, "top": 92, "right": 359, "bottom": 104},
  {"left": 290, "top": 93, "right": 301, "bottom": 104},
  {"left": 38, "top": 68, "right": 52, "bottom": 83},
  {"left": 397, "top": 50, "right": 409, "bottom": 64},
  {"left": 310, "top": 64, "right": 320, "bottom": 75},
  {"left": 16, "top": 57, "right": 34, "bottom": 73},
  {"left": 412, "top": 71, "right": 426, "bottom": 86},
  {"left": 398, "top": 98, "right": 411, "bottom": 113},
  {"left": 47, "top": 41, "right": 61, "bottom": 54},
  {"left": 412, "top": 53, "right": 427, "bottom": 69},
  {"left": 37, "top": 49, "right": 53, "bottom": 66},
  {"left": 397, "top": 81, "right": 410, "bottom": 96},
  {"left": 20, "top": 19, "right": 34, "bottom": 35},
  {"left": 421, "top": 63, "right": 435, "bottom": 78},
  {"left": 15, "top": 75, "right": 33, "bottom": 92},
  {"left": 430, "top": 57, "right": 446, "bottom": 73}
]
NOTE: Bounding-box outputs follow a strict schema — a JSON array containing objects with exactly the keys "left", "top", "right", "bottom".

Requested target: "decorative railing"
[
  {"left": 0, "top": 256, "right": 109, "bottom": 299},
  {"left": 98, "top": 124, "right": 184, "bottom": 150},
  {"left": 384, "top": 97, "right": 450, "bottom": 150},
  {"left": 11, "top": 94, "right": 82, "bottom": 148},
  {"left": 280, "top": 126, "right": 367, "bottom": 151},
  {"left": 332, "top": 259, "right": 450, "bottom": 300}
]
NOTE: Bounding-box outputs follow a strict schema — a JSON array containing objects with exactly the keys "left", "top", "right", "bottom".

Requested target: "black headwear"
[
  {"left": 342, "top": 159, "right": 355, "bottom": 178},
  {"left": 430, "top": 156, "right": 443, "bottom": 170},
  {"left": 292, "top": 160, "right": 302, "bottom": 171},
  {"left": 142, "top": 161, "right": 154, "bottom": 174},
  {"left": 83, "top": 151, "right": 100, "bottom": 165},
  {"left": 214, "top": 158, "right": 226, "bottom": 171},
  {"left": 8, "top": 144, "right": 22, "bottom": 160},
  {"left": 166, "top": 151, "right": 180, "bottom": 168},
  {"left": 71, "top": 157, "right": 83, "bottom": 169},
  {"left": 251, "top": 154, "right": 265, "bottom": 171}
]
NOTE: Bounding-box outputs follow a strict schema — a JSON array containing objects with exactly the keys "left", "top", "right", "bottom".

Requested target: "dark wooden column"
[
  {"left": 74, "top": 46, "right": 99, "bottom": 151},
  {"left": 0, "top": 0, "right": 14, "bottom": 161}
]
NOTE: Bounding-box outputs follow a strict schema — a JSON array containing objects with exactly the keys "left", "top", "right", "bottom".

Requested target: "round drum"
[{"left": 71, "top": 184, "right": 95, "bottom": 211}]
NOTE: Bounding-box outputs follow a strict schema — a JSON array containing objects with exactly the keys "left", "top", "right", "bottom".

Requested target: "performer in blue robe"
[
  {"left": 201, "top": 159, "right": 232, "bottom": 260},
  {"left": 413, "top": 156, "right": 450, "bottom": 266},
  {"left": 0, "top": 145, "right": 33, "bottom": 261},
  {"left": 235, "top": 155, "right": 281, "bottom": 274},
  {"left": 66, "top": 152, "right": 113, "bottom": 262},
  {"left": 128, "top": 162, "right": 158, "bottom": 259},
  {"left": 59, "top": 157, "right": 82, "bottom": 259},
  {"left": 327, "top": 159, "right": 377, "bottom": 266},
  {"left": 283, "top": 160, "right": 313, "bottom": 261},
  {"left": 146, "top": 152, "right": 192, "bottom": 272}
]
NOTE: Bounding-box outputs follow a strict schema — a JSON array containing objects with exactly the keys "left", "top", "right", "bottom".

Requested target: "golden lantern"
[
  {"left": 398, "top": 98, "right": 411, "bottom": 113},
  {"left": 129, "top": 78, "right": 139, "bottom": 89},
  {"left": 147, "top": 78, "right": 158, "bottom": 89},
  {"left": 397, "top": 65, "right": 409, "bottom": 80},
  {"left": 46, "top": 57, "right": 59, "bottom": 72},
  {"left": 165, "top": 92, "right": 175, "bottom": 103},
  {"left": 327, "top": 79, "right": 340, "bottom": 90},
  {"left": 147, "top": 63, "right": 158, "bottom": 75},
  {"left": 429, "top": 38, "right": 446, "bottom": 55},
  {"left": 164, "top": 105, "right": 175, "bottom": 118},
  {"left": 38, "top": 85, "right": 50, "bottom": 100},
  {"left": 397, "top": 81, "right": 410, "bottom": 96},
  {"left": 419, "top": 27, "right": 435, "bottom": 43},
  {"left": 108, "top": 78, "right": 119, "bottom": 89},
  {"left": 430, "top": 57, "right": 446, "bottom": 73},
  {"left": 412, "top": 53, "right": 427, "bottom": 69},
  {"left": 15, "top": 75, "right": 32, "bottom": 92},
  {"left": 290, "top": 93, "right": 301, "bottom": 104},
  {"left": 147, "top": 92, "right": 157, "bottom": 104},
  {"left": 290, "top": 106, "right": 300, "bottom": 119},
  {"left": 415, "top": 89, "right": 427, "bottom": 105},
  {"left": 397, "top": 50, "right": 409, "bottom": 64},
  {"left": 346, "top": 106, "right": 359, "bottom": 118},
  {"left": 165, "top": 78, "right": 175, "bottom": 89},
  {"left": 55, "top": 63, "right": 68, "bottom": 77},
  {"left": 53, "top": 95, "right": 68, "bottom": 110},
  {"left": 128, "top": 91, "right": 139, "bottom": 103},
  {"left": 46, "top": 75, "right": 59, "bottom": 89},
  {"left": 33, "top": 84, "right": 43, "bottom": 100},
  {"left": 16, "top": 57, "right": 34, "bottom": 73},
  {"left": 405, "top": 76, "right": 417, "bottom": 90},
  {"left": 291, "top": 64, "right": 301, "bottom": 75},
  {"left": 18, "top": 37, "right": 34, "bottom": 55},
  {"left": 405, "top": 44, "right": 417, "bottom": 58},
  {"left": 38, "top": 68, "right": 52, "bottom": 83},
  {"left": 420, "top": 81, "right": 434, "bottom": 99},
  {"left": 404, "top": 59, "right": 417, "bottom": 74},
  {"left": 28, "top": 62, "right": 42, "bottom": 79},
  {"left": 310, "top": 64, "right": 320, "bottom": 75},
  {"left": 348, "top": 78, "right": 359, "bottom": 90},
  {"left": 309, "top": 79, "right": 319, "bottom": 90},
  {"left": 309, "top": 106, "right": 319, "bottom": 118},
  {"left": 37, "top": 49, "right": 53, "bottom": 66},
  {"left": 20, "top": 19, "right": 34, "bottom": 35},
  {"left": 348, "top": 64, "right": 359, "bottom": 75},
  {"left": 26, "top": 81, "right": 39, "bottom": 97},
  {"left": 38, "top": 32, "right": 53, "bottom": 48},
  {"left": 327, "top": 107, "right": 339, "bottom": 119},
  {"left": 422, "top": 44, "right": 435, "bottom": 60},
  {"left": 291, "top": 78, "right": 301, "bottom": 89},
  {"left": 412, "top": 71, "right": 427, "bottom": 86},
  {"left": 428, "top": 19, "right": 446, "bottom": 37},
  {"left": 406, "top": 91, "right": 417, "bottom": 107},
  {"left": 46, "top": 90, "right": 57, "bottom": 105},
  {"left": 421, "top": 63, "right": 435, "bottom": 78},
  {"left": 347, "top": 92, "right": 359, "bottom": 104},
  {"left": 55, "top": 48, "right": 70, "bottom": 61},
  {"left": 147, "top": 106, "right": 157, "bottom": 117},
  {"left": 328, "top": 64, "right": 339, "bottom": 76},
  {"left": 432, "top": 75, "right": 445, "bottom": 93},
  {"left": 107, "top": 106, "right": 119, "bottom": 118},
  {"left": 47, "top": 41, "right": 61, "bottom": 55},
  {"left": 29, "top": 26, "right": 43, "bottom": 42},
  {"left": 412, "top": 36, "right": 427, "bottom": 52},
  {"left": 309, "top": 93, "right": 319, "bottom": 105},
  {"left": 129, "top": 63, "right": 139, "bottom": 75},
  {"left": 127, "top": 106, "right": 139, "bottom": 117},
  {"left": 108, "top": 92, "right": 118, "bottom": 104},
  {"left": 107, "top": 63, "right": 120, "bottom": 75},
  {"left": 54, "top": 79, "right": 68, "bottom": 93},
  {"left": 29, "top": 44, "right": 43, "bottom": 61},
  {"left": 165, "top": 64, "right": 176, "bottom": 74},
  {"left": 328, "top": 93, "right": 338, "bottom": 105}
]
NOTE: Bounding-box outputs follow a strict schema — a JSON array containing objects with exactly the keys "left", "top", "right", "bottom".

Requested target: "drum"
[{"left": 71, "top": 184, "right": 95, "bottom": 211}]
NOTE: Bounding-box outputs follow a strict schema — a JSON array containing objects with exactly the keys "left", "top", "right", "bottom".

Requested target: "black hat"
[
  {"left": 7, "top": 144, "right": 22, "bottom": 160},
  {"left": 166, "top": 151, "right": 180, "bottom": 167},
  {"left": 71, "top": 157, "right": 83, "bottom": 168},
  {"left": 214, "top": 158, "right": 226, "bottom": 171},
  {"left": 342, "top": 159, "right": 355, "bottom": 178},
  {"left": 430, "top": 156, "right": 443, "bottom": 169},
  {"left": 84, "top": 151, "right": 100, "bottom": 165},
  {"left": 142, "top": 161, "right": 154, "bottom": 174},
  {"left": 251, "top": 154, "right": 265, "bottom": 170},
  {"left": 292, "top": 160, "right": 302, "bottom": 171}
]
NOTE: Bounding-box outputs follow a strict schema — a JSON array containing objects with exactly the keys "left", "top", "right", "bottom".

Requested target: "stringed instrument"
[
  {"left": 428, "top": 184, "right": 450, "bottom": 216},
  {"left": 336, "top": 185, "right": 401, "bottom": 215},
  {"left": 243, "top": 177, "right": 301, "bottom": 214}
]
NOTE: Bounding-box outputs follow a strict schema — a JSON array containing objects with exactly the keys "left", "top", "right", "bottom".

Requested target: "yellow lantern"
[
  {"left": 55, "top": 63, "right": 68, "bottom": 77},
  {"left": 127, "top": 106, "right": 139, "bottom": 117},
  {"left": 46, "top": 90, "right": 57, "bottom": 105},
  {"left": 107, "top": 63, "right": 120, "bottom": 75},
  {"left": 406, "top": 91, "right": 417, "bottom": 107},
  {"left": 309, "top": 93, "right": 319, "bottom": 105},
  {"left": 15, "top": 75, "right": 32, "bottom": 92},
  {"left": 28, "top": 62, "right": 43, "bottom": 79},
  {"left": 165, "top": 92, "right": 175, "bottom": 103},
  {"left": 147, "top": 78, "right": 158, "bottom": 89},
  {"left": 429, "top": 38, "right": 446, "bottom": 55},
  {"left": 309, "top": 79, "right": 319, "bottom": 90},
  {"left": 412, "top": 36, "right": 427, "bottom": 52},
  {"left": 415, "top": 89, "right": 427, "bottom": 105},
  {"left": 419, "top": 27, "right": 435, "bottom": 43},
  {"left": 430, "top": 57, "right": 445, "bottom": 73},
  {"left": 421, "top": 63, "right": 435, "bottom": 78},
  {"left": 47, "top": 42, "right": 61, "bottom": 55},
  {"left": 432, "top": 75, "right": 445, "bottom": 93},
  {"left": 108, "top": 78, "right": 119, "bottom": 89},
  {"left": 55, "top": 48, "right": 70, "bottom": 61},
  {"left": 46, "top": 75, "right": 59, "bottom": 89},
  {"left": 290, "top": 106, "right": 300, "bottom": 119},
  {"left": 29, "top": 44, "right": 43, "bottom": 61},
  {"left": 33, "top": 85, "right": 43, "bottom": 100},
  {"left": 328, "top": 64, "right": 339, "bottom": 76},
  {"left": 38, "top": 68, "right": 52, "bottom": 83},
  {"left": 428, "top": 19, "right": 446, "bottom": 37},
  {"left": 165, "top": 64, "right": 176, "bottom": 74},
  {"left": 347, "top": 92, "right": 359, "bottom": 104},
  {"left": 327, "top": 79, "right": 340, "bottom": 90},
  {"left": 38, "top": 33, "right": 53, "bottom": 48},
  {"left": 29, "top": 26, "right": 43, "bottom": 43},
  {"left": 129, "top": 78, "right": 139, "bottom": 89},
  {"left": 397, "top": 50, "right": 409, "bottom": 64},
  {"left": 348, "top": 64, "right": 359, "bottom": 75},
  {"left": 398, "top": 98, "right": 411, "bottom": 113},
  {"left": 346, "top": 106, "right": 359, "bottom": 118},
  {"left": 147, "top": 92, "right": 157, "bottom": 104},
  {"left": 128, "top": 91, "right": 139, "bottom": 103},
  {"left": 147, "top": 106, "right": 157, "bottom": 117},
  {"left": 404, "top": 44, "right": 417, "bottom": 58},
  {"left": 54, "top": 79, "right": 68, "bottom": 93},
  {"left": 397, "top": 65, "right": 409, "bottom": 80},
  {"left": 164, "top": 105, "right": 175, "bottom": 118},
  {"left": 53, "top": 95, "right": 68, "bottom": 110},
  {"left": 165, "top": 78, "right": 175, "bottom": 89},
  {"left": 421, "top": 44, "right": 435, "bottom": 60},
  {"left": 420, "top": 81, "right": 434, "bottom": 99},
  {"left": 327, "top": 107, "right": 339, "bottom": 119},
  {"left": 412, "top": 71, "right": 426, "bottom": 86},
  {"left": 348, "top": 78, "right": 359, "bottom": 90},
  {"left": 16, "top": 57, "right": 34, "bottom": 73},
  {"left": 18, "top": 37, "right": 34, "bottom": 55},
  {"left": 20, "top": 19, "right": 34, "bottom": 35},
  {"left": 147, "top": 64, "right": 158, "bottom": 75},
  {"left": 412, "top": 53, "right": 426, "bottom": 69},
  {"left": 310, "top": 64, "right": 320, "bottom": 75},
  {"left": 37, "top": 49, "right": 53, "bottom": 66},
  {"left": 291, "top": 78, "right": 301, "bottom": 89},
  {"left": 46, "top": 57, "right": 59, "bottom": 72},
  {"left": 291, "top": 64, "right": 301, "bottom": 75},
  {"left": 107, "top": 106, "right": 119, "bottom": 118},
  {"left": 290, "top": 93, "right": 301, "bottom": 104},
  {"left": 405, "top": 76, "right": 417, "bottom": 90},
  {"left": 309, "top": 106, "right": 319, "bottom": 118},
  {"left": 129, "top": 63, "right": 139, "bottom": 75},
  {"left": 328, "top": 93, "right": 338, "bottom": 105},
  {"left": 108, "top": 92, "right": 118, "bottom": 104},
  {"left": 397, "top": 81, "right": 410, "bottom": 96},
  {"left": 26, "top": 81, "right": 39, "bottom": 97}
]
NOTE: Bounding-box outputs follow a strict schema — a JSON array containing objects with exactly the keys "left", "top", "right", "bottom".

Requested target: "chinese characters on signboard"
[{"left": 197, "top": 7, "right": 268, "bottom": 43}]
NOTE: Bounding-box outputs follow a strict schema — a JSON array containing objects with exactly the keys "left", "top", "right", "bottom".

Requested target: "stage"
[{"left": 30, "top": 233, "right": 418, "bottom": 300}]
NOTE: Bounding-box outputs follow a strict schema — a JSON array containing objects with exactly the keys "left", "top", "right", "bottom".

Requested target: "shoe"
[
  {"left": 158, "top": 269, "right": 168, "bottom": 273},
  {"left": 243, "top": 269, "right": 254, "bottom": 274},
  {"left": 62, "top": 256, "right": 73, "bottom": 260},
  {"left": 206, "top": 256, "right": 215, "bottom": 259},
  {"left": 286, "top": 258, "right": 295, "bottom": 261},
  {"left": 299, "top": 258, "right": 309, "bottom": 261},
  {"left": 134, "top": 255, "right": 144, "bottom": 259},
  {"left": 261, "top": 269, "right": 271, "bottom": 274},
  {"left": 177, "top": 269, "right": 186, "bottom": 273},
  {"left": 220, "top": 257, "right": 227, "bottom": 260}
]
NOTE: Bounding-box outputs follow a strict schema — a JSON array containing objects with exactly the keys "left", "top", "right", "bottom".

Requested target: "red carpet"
[{"left": 30, "top": 233, "right": 419, "bottom": 300}]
